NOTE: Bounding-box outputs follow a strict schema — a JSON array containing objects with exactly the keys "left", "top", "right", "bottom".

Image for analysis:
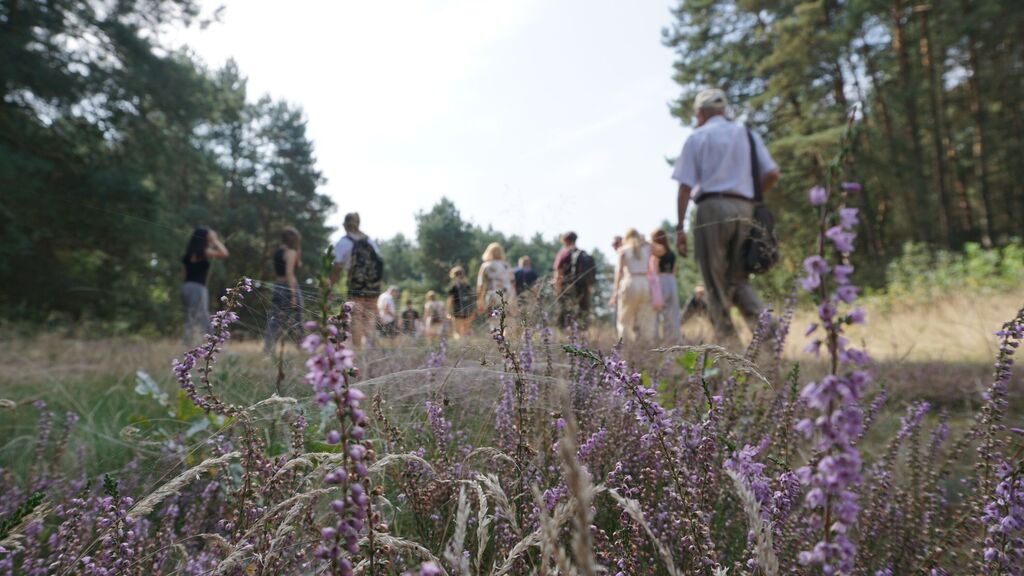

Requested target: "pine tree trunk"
[
  {"left": 892, "top": 0, "right": 935, "bottom": 244},
  {"left": 860, "top": 43, "right": 901, "bottom": 252},
  {"left": 997, "top": 36, "right": 1024, "bottom": 238},
  {"left": 915, "top": 5, "right": 954, "bottom": 247},
  {"left": 947, "top": 141, "right": 976, "bottom": 236},
  {"left": 845, "top": 54, "right": 884, "bottom": 255},
  {"left": 960, "top": 0, "right": 994, "bottom": 247}
]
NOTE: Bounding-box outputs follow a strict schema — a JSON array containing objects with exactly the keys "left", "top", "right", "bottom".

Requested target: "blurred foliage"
[
  {"left": 0, "top": 0, "right": 332, "bottom": 332},
  {"left": 884, "top": 239, "right": 1024, "bottom": 299},
  {"left": 665, "top": 0, "right": 1024, "bottom": 285}
]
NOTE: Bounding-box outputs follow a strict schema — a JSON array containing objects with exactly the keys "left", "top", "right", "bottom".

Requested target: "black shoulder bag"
[{"left": 743, "top": 130, "right": 780, "bottom": 275}]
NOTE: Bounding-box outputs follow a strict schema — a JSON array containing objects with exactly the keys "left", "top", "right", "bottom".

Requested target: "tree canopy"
[
  {"left": 1, "top": 0, "right": 332, "bottom": 330},
  {"left": 664, "top": 0, "right": 1024, "bottom": 284}
]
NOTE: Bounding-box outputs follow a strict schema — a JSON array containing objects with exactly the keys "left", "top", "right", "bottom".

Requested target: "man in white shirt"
[
  {"left": 330, "top": 212, "right": 383, "bottom": 348},
  {"left": 376, "top": 286, "right": 398, "bottom": 337},
  {"left": 671, "top": 89, "right": 780, "bottom": 344}
]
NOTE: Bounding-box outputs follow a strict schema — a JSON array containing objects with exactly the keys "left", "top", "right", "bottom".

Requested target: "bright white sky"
[{"left": 172, "top": 0, "right": 691, "bottom": 255}]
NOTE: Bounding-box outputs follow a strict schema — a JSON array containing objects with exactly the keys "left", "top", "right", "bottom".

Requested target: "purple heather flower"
[
  {"left": 419, "top": 562, "right": 443, "bottom": 576},
  {"left": 809, "top": 186, "right": 829, "bottom": 206},
  {"left": 836, "top": 285, "right": 859, "bottom": 304},
  {"left": 825, "top": 226, "right": 856, "bottom": 253},
  {"left": 841, "top": 181, "right": 862, "bottom": 192},
  {"left": 839, "top": 207, "right": 859, "bottom": 229},
  {"left": 348, "top": 445, "right": 367, "bottom": 460},
  {"left": 848, "top": 308, "right": 866, "bottom": 324},
  {"left": 326, "top": 430, "right": 341, "bottom": 445},
  {"left": 818, "top": 301, "right": 837, "bottom": 324},
  {"left": 801, "top": 274, "right": 822, "bottom": 292},
  {"left": 804, "top": 255, "right": 830, "bottom": 275},
  {"left": 833, "top": 264, "right": 855, "bottom": 285}
]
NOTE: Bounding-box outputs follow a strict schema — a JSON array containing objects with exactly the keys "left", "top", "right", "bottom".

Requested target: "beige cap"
[{"left": 693, "top": 88, "right": 729, "bottom": 114}]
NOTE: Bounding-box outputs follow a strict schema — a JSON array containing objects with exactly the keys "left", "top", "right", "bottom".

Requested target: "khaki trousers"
[
  {"left": 349, "top": 296, "right": 378, "bottom": 348},
  {"left": 693, "top": 196, "right": 766, "bottom": 343}
]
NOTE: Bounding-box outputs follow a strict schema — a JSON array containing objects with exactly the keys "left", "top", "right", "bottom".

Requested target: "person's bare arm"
[
  {"left": 648, "top": 251, "right": 663, "bottom": 310},
  {"left": 761, "top": 169, "right": 780, "bottom": 195},
  {"left": 285, "top": 249, "right": 299, "bottom": 306},
  {"left": 206, "top": 231, "right": 229, "bottom": 259},
  {"left": 676, "top": 184, "right": 691, "bottom": 257},
  {"left": 609, "top": 251, "right": 624, "bottom": 305},
  {"left": 330, "top": 262, "right": 342, "bottom": 287}
]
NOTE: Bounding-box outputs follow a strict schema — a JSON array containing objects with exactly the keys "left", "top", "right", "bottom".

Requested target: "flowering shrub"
[{"left": 2, "top": 126, "right": 1024, "bottom": 575}]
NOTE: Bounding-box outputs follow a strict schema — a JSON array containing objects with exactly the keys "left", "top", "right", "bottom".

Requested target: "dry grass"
[
  {"left": 672, "top": 288, "right": 1024, "bottom": 364},
  {"left": 1, "top": 290, "right": 1018, "bottom": 392}
]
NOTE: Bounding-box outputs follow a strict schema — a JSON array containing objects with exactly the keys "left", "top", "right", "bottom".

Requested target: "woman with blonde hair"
[
  {"left": 424, "top": 290, "right": 446, "bottom": 339},
  {"left": 476, "top": 242, "right": 516, "bottom": 327},
  {"left": 610, "top": 228, "right": 660, "bottom": 343},
  {"left": 650, "top": 228, "right": 682, "bottom": 343},
  {"left": 446, "top": 266, "right": 475, "bottom": 339}
]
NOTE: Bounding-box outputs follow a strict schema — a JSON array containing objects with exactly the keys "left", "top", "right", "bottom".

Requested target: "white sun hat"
[{"left": 693, "top": 88, "right": 729, "bottom": 114}]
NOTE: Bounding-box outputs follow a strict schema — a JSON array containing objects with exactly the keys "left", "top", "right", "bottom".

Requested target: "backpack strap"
[{"left": 747, "top": 129, "right": 763, "bottom": 203}]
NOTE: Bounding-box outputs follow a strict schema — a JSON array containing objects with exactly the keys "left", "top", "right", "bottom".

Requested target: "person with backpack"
[
  {"left": 423, "top": 290, "right": 446, "bottom": 339},
  {"left": 446, "top": 266, "right": 475, "bottom": 339},
  {"left": 671, "top": 89, "right": 780, "bottom": 346},
  {"left": 553, "top": 231, "right": 596, "bottom": 330},
  {"left": 331, "top": 212, "right": 384, "bottom": 348}
]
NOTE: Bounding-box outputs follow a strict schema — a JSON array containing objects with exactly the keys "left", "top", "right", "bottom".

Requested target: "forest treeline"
[
  {"left": 2, "top": 0, "right": 1021, "bottom": 330},
  {"left": 664, "top": 0, "right": 1023, "bottom": 283},
  {"left": 1, "top": 0, "right": 334, "bottom": 329}
]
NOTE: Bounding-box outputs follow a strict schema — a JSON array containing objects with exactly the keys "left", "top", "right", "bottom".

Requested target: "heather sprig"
[
  {"left": 172, "top": 277, "right": 255, "bottom": 417},
  {"left": 302, "top": 301, "right": 379, "bottom": 575},
  {"left": 794, "top": 109, "right": 872, "bottom": 574}
]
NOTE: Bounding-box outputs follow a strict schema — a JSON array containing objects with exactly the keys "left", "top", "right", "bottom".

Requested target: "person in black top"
[
  {"left": 400, "top": 300, "right": 420, "bottom": 336},
  {"left": 265, "top": 227, "right": 303, "bottom": 354},
  {"left": 513, "top": 256, "right": 539, "bottom": 301},
  {"left": 181, "top": 227, "right": 229, "bottom": 346},
  {"left": 446, "top": 266, "right": 475, "bottom": 339},
  {"left": 650, "top": 228, "right": 681, "bottom": 343}
]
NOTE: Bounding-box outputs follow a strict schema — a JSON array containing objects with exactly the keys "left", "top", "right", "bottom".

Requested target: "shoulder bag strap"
[{"left": 747, "top": 129, "right": 763, "bottom": 203}]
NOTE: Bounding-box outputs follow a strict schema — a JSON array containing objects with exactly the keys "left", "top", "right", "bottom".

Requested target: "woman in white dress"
[
  {"left": 610, "top": 229, "right": 660, "bottom": 343},
  {"left": 476, "top": 242, "right": 516, "bottom": 329}
]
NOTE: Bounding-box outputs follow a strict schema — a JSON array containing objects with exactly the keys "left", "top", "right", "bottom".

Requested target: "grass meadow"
[{"left": 1, "top": 279, "right": 1022, "bottom": 575}]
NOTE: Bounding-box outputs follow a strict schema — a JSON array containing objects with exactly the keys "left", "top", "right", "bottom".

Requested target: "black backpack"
[
  {"left": 742, "top": 130, "right": 780, "bottom": 275},
  {"left": 346, "top": 235, "right": 383, "bottom": 296},
  {"left": 566, "top": 249, "right": 597, "bottom": 292}
]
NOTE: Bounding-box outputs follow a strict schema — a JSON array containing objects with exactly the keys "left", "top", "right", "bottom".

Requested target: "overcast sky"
[{"left": 171, "top": 0, "right": 692, "bottom": 255}]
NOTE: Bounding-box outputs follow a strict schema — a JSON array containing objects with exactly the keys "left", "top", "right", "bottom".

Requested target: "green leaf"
[
  {"left": 307, "top": 440, "right": 344, "bottom": 454},
  {"left": 676, "top": 350, "right": 700, "bottom": 371}
]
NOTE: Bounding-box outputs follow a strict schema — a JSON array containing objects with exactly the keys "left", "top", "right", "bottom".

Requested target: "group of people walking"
[
  {"left": 609, "top": 228, "right": 683, "bottom": 344},
  {"left": 181, "top": 88, "right": 780, "bottom": 352}
]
